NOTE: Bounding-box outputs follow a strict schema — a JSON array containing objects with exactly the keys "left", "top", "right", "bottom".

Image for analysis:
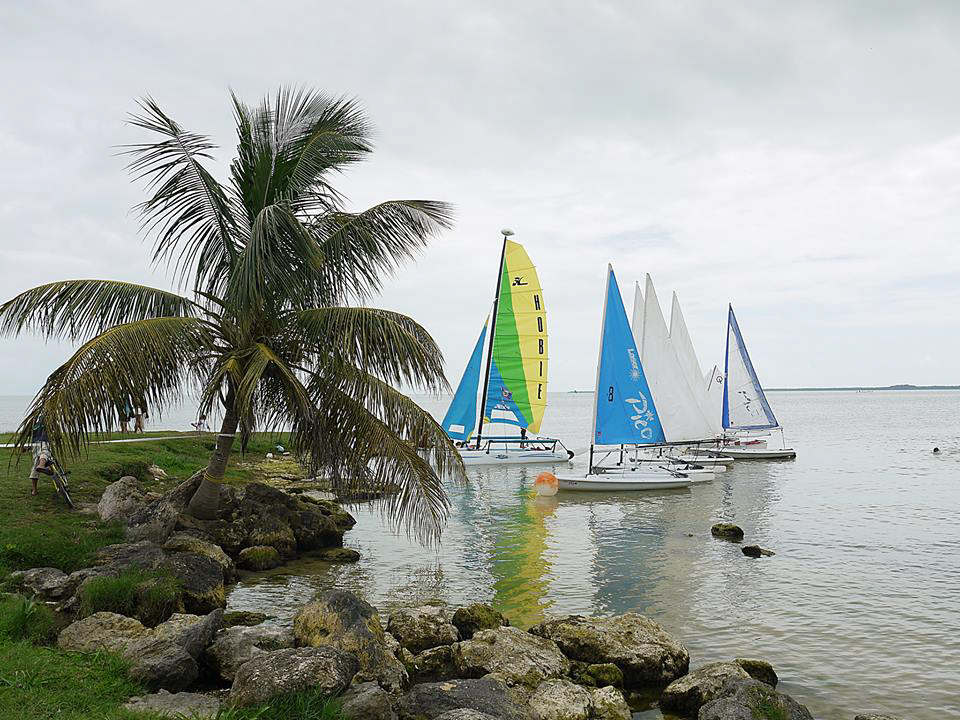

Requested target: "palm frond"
[
  {"left": 125, "top": 97, "right": 240, "bottom": 293},
  {"left": 291, "top": 307, "right": 449, "bottom": 392},
  {"left": 315, "top": 200, "right": 454, "bottom": 303},
  {"left": 0, "top": 280, "right": 202, "bottom": 342},
  {"left": 15, "top": 317, "right": 213, "bottom": 455}
]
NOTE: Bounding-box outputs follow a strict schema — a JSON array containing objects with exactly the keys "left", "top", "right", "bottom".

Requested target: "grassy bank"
[{"left": 0, "top": 432, "right": 278, "bottom": 577}]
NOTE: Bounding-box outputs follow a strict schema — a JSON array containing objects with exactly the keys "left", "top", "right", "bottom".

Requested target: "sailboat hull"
[
  {"left": 458, "top": 448, "right": 571, "bottom": 466},
  {"left": 555, "top": 468, "right": 692, "bottom": 491},
  {"left": 710, "top": 446, "right": 796, "bottom": 460}
]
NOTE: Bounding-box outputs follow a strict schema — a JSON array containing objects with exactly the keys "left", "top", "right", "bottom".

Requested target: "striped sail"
[{"left": 482, "top": 240, "right": 548, "bottom": 433}]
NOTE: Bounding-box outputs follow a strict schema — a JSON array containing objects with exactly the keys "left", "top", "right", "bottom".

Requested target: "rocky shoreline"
[{"left": 7, "top": 474, "right": 902, "bottom": 720}]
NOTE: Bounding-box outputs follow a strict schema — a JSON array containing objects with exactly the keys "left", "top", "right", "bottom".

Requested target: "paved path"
[{"left": 0, "top": 434, "right": 203, "bottom": 449}]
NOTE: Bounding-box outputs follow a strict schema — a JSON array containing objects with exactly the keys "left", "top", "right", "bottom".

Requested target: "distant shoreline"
[{"left": 567, "top": 384, "right": 960, "bottom": 393}]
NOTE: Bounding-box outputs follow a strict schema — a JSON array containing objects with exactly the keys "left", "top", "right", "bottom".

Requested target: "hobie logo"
[{"left": 624, "top": 394, "right": 655, "bottom": 439}]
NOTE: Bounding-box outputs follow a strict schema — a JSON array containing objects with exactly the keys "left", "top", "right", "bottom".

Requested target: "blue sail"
[
  {"left": 722, "top": 305, "right": 778, "bottom": 430},
  {"left": 442, "top": 323, "right": 488, "bottom": 441},
  {"left": 593, "top": 267, "right": 665, "bottom": 445}
]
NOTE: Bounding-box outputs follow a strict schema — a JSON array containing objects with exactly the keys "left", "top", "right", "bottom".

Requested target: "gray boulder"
[
  {"left": 698, "top": 678, "right": 813, "bottom": 720},
  {"left": 340, "top": 681, "right": 398, "bottom": 720},
  {"left": 397, "top": 677, "right": 530, "bottom": 720},
  {"left": 527, "top": 678, "right": 591, "bottom": 720},
  {"left": 205, "top": 624, "right": 295, "bottom": 682},
  {"left": 99, "top": 476, "right": 151, "bottom": 524},
  {"left": 660, "top": 661, "right": 751, "bottom": 717},
  {"left": 409, "top": 644, "right": 459, "bottom": 683},
  {"left": 159, "top": 552, "right": 225, "bottom": 614},
  {"left": 154, "top": 609, "right": 223, "bottom": 660},
  {"left": 734, "top": 658, "right": 778, "bottom": 687},
  {"left": 93, "top": 540, "right": 165, "bottom": 574},
  {"left": 127, "top": 473, "right": 203, "bottom": 544},
  {"left": 388, "top": 605, "right": 460, "bottom": 654},
  {"left": 230, "top": 646, "right": 359, "bottom": 707},
  {"left": 122, "top": 690, "right": 219, "bottom": 718},
  {"left": 741, "top": 545, "right": 775, "bottom": 558},
  {"left": 13, "top": 567, "right": 73, "bottom": 600},
  {"left": 237, "top": 545, "right": 283, "bottom": 570},
  {"left": 451, "top": 603, "right": 509, "bottom": 640},
  {"left": 589, "top": 686, "right": 631, "bottom": 720},
  {"left": 124, "top": 635, "right": 199, "bottom": 692},
  {"left": 294, "top": 589, "right": 407, "bottom": 691},
  {"left": 453, "top": 626, "right": 569, "bottom": 686},
  {"left": 529, "top": 613, "right": 688, "bottom": 687},
  {"left": 58, "top": 612, "right": 151, "bottom": 653},
  {"left": 434, "top": 712, "right": 500, "bottom": 720},
  {"left": 162, "top": 533, "right": 235, "bottom": 582}
]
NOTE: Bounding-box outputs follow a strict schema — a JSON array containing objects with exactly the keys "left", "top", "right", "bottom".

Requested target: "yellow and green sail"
[{"left": 482, "top": 239, "right": 548, "bottom": 433}]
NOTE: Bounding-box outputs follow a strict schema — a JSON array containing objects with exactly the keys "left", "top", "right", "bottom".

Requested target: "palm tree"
[{"left": 0, "top": 88, "right": 464, "bottom": 542}]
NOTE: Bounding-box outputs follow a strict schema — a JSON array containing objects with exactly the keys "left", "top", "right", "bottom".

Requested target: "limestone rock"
[
  {"left": 312, "top": 547, "right": 361, "bottom": 562},
  {"left": 734, "top": 658, "right": 778, "bottom": 687},
  {"left": 570, "top": 662, "right": 623, "bottom": 689},
  {"left": 154, "top": 609, "right": 223, "bottom": 660},
  {"left": 710, "top": 523, "right": 744, "bottom": 541},
  {"left": 396, "top": 677, "right": 530, "bottom": 720},
  {"left": 147, "top": 465, "right": 169, "bottom": 480},
  {"left": 589, "top": 686, "right": 631, "bottom": 720},
  {"left": 388, "top": 605, "right": 460, "bottom": 654},
  {"left": 222, "top": 610, "right": 270, "bottom": 627},
  {"left": 434, "top": 712, "right": 500, "bottom": 720},
  {"left": 205, "top": 624, "right": 295, "bottom": 682},
  {"left": 247, "top": 516, "right": 297, "bottom": 558},
  {"left": 660, "top": 661, "right": 751, "bottom": 717},
  {"left": 451, "top": 603, "right": 509, "bottom": 640},
  {"left": 58, "top": 612, "right": 151, "bottom": 653},
  {"left": 93, "top": 540, "right": 165, "bottom": 574},
  {"left": 340, "top": 681, "right": 398, "bottom": 720},
  {"left": 410, "top": 644, "right": 458, "bottom": 683},
  {"left": 294, "top": 589, "right": 407, "bottom": 691},
  {"left": 529, "top": 613, "right": 689, "bottom": 687},
  {"left": 237, "top": 545, "right": 283, "bottom": 570},
  {"left": 123, "top": 635, "right": 199, "bottom": 692},
  {"left": 99, "top": 476, "right": 150, "bottom": 524},
  {"left": 453, "top": 626, "right": 569, "bottom": 686},
  {"left": 698, "top": 678, "right": 814, "bottom": 720},
  {"left": 127, "top": 473, "right": 203, "bottom": 544},
  {"left": 741, "top": 545, "right": 775, "bottom": 558},
  {"left": 163, "top": 533, "right": 235, "bottom": 582},
  {"left": 15, "top": 567, "right": 73, "bottom": 599},
  {"left": 854, "top": 715, "right": 903, "bottom": 720},
  {"left": 159, "top": 552, "right": 225, "bottom": 614},
  {"left": 229, "top": 646, "right": 359, "bottom": 706},
  {"left": 527, "top": 678, "right": 592, "bottom": 720},
  {"left": 123, "top": 690, "right": 218, "bottom": 718}
]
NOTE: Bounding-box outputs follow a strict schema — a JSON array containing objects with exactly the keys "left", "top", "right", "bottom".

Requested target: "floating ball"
[{"left": 534, "top": 471, "right": 558, "bottom": 497}]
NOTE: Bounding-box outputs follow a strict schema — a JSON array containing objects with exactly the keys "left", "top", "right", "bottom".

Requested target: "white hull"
[
  {"left": 458, "top": 448, "right": 571, "bottom": 466},
  {"left": 713, "top": 446, "right": 796, "bottom": 460},
  {"left": 672, "top": 453, "right": 735, "bottom": 466},
  {"left": 555, "top": 468, "right": 692, "bottom": 492}
]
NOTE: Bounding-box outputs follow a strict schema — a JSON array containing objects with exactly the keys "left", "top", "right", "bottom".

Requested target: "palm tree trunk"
[{"left": 186, "top": 402, "right": 238, "bottom": 519}]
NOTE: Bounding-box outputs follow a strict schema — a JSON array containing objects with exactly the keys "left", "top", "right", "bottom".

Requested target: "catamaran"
[
  {"left": 628, "top": 276, "right": 733, "bottom": 472},
  {"left": 708, "top": 305, "right": 796, "bottom": 460},
  {"left": 441, "top": 230, "right": 572, "bottom": 466},
  {"left": 555, "top": 266, "right": 691, "bottom": 491}
]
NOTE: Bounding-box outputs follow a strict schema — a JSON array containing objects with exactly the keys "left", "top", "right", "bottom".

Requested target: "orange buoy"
[{"left": 534, "top": 471, "right": 558, "bottom": 497}]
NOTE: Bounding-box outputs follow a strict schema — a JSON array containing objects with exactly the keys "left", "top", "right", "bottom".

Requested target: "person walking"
[
  {"left": 28, "top": 417, "right": 53, "bottom": 496},
  {"left": 120, "top": 396, "right": 134, "bottom": 433},
  {"left": 134, "top": 398, "right": 149, "bottom": 433}
]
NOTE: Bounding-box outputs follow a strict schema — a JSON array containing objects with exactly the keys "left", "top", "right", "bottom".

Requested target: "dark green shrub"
[
  {"left": 78, "top": 570, "right": 180, "bottom": 626},
  {"left": 0, "top": 594, "right": 56, "bottom": 644},
  {"left": 95, "top": 460, "right": 150, "bottom": 484}
]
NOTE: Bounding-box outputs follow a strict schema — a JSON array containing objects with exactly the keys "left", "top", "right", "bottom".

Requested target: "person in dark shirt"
[{"left": 29, "top": 418, "right": 53, "bottom": 496}]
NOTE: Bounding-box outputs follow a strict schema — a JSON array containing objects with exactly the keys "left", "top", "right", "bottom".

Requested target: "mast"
[
  {"left": 721, "top": 304, "right": 732, "bottom": 432},
  {"left": 589, "top": 264, "right": 614, "bottom": 471},
  {"left": 475, "top": 229, "right": 511, "bottom": 447}
]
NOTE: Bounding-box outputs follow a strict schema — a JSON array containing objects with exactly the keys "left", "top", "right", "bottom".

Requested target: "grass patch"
[
  {"left": 0, "top": 595, "right": 56, "bottom": 645},
  {"left": 78, "top": 570, "right": 180, "bottom": 627},
  {"left": 0, "top": 639, "right": 142, "bottom": 720},
  {"left": 216, "top": 688, "right": 345, "bottom": 720}
]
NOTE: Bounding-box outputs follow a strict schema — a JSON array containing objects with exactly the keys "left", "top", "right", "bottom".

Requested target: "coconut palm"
[{"left": 0, "top": 88, "right": 464, "bottom": 542}]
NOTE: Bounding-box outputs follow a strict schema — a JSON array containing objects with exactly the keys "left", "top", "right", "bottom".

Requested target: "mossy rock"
[
  {"left": 571, "top": 661, "right": 624, "bottom": 688},
  {"left": 451, "top": 603, "right": 509, "bottom": 640},
  {"left": 237, "top": 545, "right": 282, "bottom": 571},
  {"left": 735, "top": 658, "right": 778, "bottom": 687},
  {"left": 312, "top": 548, "right": 361, "bottom": 563},
  {"left": 711, "top": 522, "right": 745, "bottom": 541},
  {"left": 222, "top": 611, "right": 271, "bottom": 627}
]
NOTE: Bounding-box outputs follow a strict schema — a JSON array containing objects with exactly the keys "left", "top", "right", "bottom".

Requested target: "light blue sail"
[
  {"left": 442, "top": 323, "right": 488, "bottom": 441},
  {"left": 722, "top": 305, "right": 778, "bottom": 431},
  {"left": 593, "top": 268, "right": 665, "bottom": 446}
]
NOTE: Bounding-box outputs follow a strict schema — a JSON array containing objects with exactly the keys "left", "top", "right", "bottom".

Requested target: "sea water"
[{"left": 4, "top": 391, "right": 958, "bottom": 718}]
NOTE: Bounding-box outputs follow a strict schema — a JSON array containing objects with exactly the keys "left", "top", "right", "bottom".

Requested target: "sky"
[{"left": 1, "top": 0, "right": 959, "bottom": 396}]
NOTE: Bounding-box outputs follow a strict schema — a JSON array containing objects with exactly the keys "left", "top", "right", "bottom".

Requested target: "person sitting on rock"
[{"left": 28, "top": 417, "right": 53, "bottom": 496}]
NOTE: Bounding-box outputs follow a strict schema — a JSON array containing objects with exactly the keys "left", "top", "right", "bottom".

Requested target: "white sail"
[
  {"left": 638, "top": 275, "right": 715, "bottom": 442},
  {"left": 668, "top": 292, "right": 721, "bottom": 435},
  {"left": 723, "top": 306, "right": 779, "bottom": 431},
  {"left": 632, "top": 281, "right": 645, "bottom": 356},
  {"left": 704, "top": 363, "right": 725, "bottom": 431}
]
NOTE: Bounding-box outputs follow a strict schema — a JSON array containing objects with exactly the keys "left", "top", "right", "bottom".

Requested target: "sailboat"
[
  {"left": 708, "top": 305, "right": 796, "bottom": 460},
  {"left": 555, "top": 266, "right": 691, "bottom": 491},
  {"left": 629, "top": 277, "right": 733, "bottom": 472},
  {"left": 441, "top": 230, "right": 572, "bottom": 466}
]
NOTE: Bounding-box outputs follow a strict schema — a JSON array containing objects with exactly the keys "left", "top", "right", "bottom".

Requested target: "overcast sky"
[{"left": 2, "top": 1, "right": 959, "bottom": 396}]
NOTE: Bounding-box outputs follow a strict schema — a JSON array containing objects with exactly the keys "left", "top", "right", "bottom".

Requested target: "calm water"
[{"left": 4, "top": 391, "right": 958, "bottom": 717}]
